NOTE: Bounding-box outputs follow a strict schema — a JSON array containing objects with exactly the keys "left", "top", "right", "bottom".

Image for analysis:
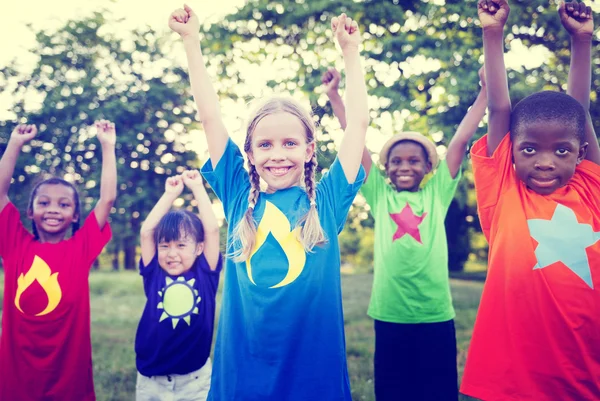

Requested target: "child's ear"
[
  {"left": 27, "top": 209, "right": 33, "bottom": 219},
  {"left": 305, "top": 142, "right": 316, "bottom": 163},
  {"left": 247, "top": 151, "right": 255, "bottom": 165},
  {"left": 425, "top": 161, "right": 433, "bottom": 174},
  {"left": 195, "top": 242, "right": 205, "bottom": 256},
  {"left": 576, "top": 142, "right": 588, "bottom": 165}
]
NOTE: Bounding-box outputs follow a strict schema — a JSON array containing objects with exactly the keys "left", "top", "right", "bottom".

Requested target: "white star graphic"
[{"left": 528, "top": 203, "right": 600, "bottom": 289}]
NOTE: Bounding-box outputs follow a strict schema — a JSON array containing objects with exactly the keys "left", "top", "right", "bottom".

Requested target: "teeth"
[{"left": 270, "top": 167, "right": 289, "bottom": 175}]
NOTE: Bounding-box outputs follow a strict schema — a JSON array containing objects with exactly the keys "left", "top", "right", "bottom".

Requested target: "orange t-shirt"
[{"left": 460, "top": 134, "right": 600, "bottom": 401}]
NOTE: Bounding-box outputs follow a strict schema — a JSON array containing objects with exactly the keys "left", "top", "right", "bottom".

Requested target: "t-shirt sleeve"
[
  {"left": 139, "top": 254, "right": 160, "bottom": 296},
  {"left": 360, "top": 167, "right": 387, "bottom": 213},
  {"left": 571, "top": 160, "right": 600, "bottom": 206},
  {"left": 201, "top": 139, "right": 250, "bottom": 219},
  {"left": 196, "top": 253, "right": 223, "bottom": 294},
  {"left": 0, "top": 202, "right": 33, "bottom": 260},
  {"left": 317, "top": 157, "right": 365, "bottom": 232},
  {"left": 470, "top": 133, "right": 515, "bottom": 238},
  {"left": 71, "top": 211, "right": 112, "bottom": 268},
  {"left": 422, "top": 159, "right": 461, "bottom": 211}
]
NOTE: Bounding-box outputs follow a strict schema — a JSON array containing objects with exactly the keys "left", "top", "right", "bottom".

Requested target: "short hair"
[
  {"left": 511, "top": 91, "right": 586, "bottom": 143},
  {"left": 154, "top": 210, "right": 205, "bottom": 246},
  {"left": 28, "top": 177, "right": 81, "bottom": 240}
]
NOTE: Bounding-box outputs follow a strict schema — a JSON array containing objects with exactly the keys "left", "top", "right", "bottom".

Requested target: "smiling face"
[
  {"left": 157, "top": 233, "right": 204, "bottom": 276},
  {"left": 513, "top": 120, "right": 587, "bottom": 195},
  {"left": 247, "top": 112, "right": 315, "bottom": 193},
  {"left": 28, "top": 183, "right": 79, "bottom": 242},
  {"left": 385, "top": 140, "right": 432, "bottom": 192}
]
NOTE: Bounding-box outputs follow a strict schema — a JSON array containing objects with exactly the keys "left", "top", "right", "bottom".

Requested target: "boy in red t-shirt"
[
  {"left": 460, "top": 1, "right": 600, "bottom": 401},
  {"left": 0, "top": 120, "right": 116, "bottom": 401}
]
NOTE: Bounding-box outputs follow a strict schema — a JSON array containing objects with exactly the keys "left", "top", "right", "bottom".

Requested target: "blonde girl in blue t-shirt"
[{"left": 168, "top": 4, "right": 368, "bottom": 400}]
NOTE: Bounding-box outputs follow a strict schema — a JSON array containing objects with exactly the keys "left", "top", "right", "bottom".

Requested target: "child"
[
  {"left": 0, "top": 120, "right": 116, "bottom": 401},
  {"left": 323, "top": 63, "right": 487, "bottom": 400},
  {"left": 135, "top": 170, "right": 222, "bottom": 401},
  {"left": 169, "top": 5, "right": 368, "bottom": 400},
  {"left": 461, "top": 1, "right": 600, "bottom": 400}
]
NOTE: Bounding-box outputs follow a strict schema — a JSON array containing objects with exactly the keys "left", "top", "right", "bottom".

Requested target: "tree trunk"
[
  {"left": 112, "top": 242, "right": 120, "bottom": 271},
  {"left": 123, "top": 238, "right": 136, "bottom": 270}
]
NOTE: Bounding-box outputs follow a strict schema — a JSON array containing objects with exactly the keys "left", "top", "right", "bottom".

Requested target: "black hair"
[
  {"left": 388, "top": 139, "right": 430, "bottom": 164},
  {"left": 511, "top": 91, "right": 586, "bottom": 143},
  {"left": 28, "top": 177, "right": 81, "bottom": 240},
  {"left": 154, "top": 210, "right": 205, "bottom": 246}
]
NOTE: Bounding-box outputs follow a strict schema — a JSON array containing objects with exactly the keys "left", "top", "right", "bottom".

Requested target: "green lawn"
[{"left": 0, "top": 270, "right": 483, "bottom": 401}]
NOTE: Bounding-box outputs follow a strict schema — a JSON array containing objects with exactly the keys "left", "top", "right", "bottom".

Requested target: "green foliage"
[{"left": 0, "top": 13, "right": 207, "bottom": 269}]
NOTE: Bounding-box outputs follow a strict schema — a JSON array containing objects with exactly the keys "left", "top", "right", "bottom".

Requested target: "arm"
[
  {"left": 560, "top": 1, "right": 600, "bottom": 164},
  {"left": 182, "top": 170, "right": 220, "bottom": 271},
  {"left": 332, "top": 14, "right": 370, "bottom": 183},
  {"left": 0, "top": 124, "right": 37, "bottom": 213},
  {"left": 93, "top": 120, "right": 117, "bottom": 230},
  {"left": 479, "top": 0, "right": 512, "bottom": 156},
  {"left": 170, "top": 6, "right": 229, "bottom": 166},
  {"left": 140, "top": 175, "right": 184, "bottom": 266},
  {"left": 323, "top": 68, "right": 373, "bottom": 177},
  {"left": 446, "top": 67, "right": 488, "bottom": 178}
]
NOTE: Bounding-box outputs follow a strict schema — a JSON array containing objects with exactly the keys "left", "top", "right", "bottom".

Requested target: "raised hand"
[
  {"left": 332, "top": 13, "right": 361, "bottom": 53},
  {"left": 169, "top": 4, "right": 200, "bottom": 38},
  {"left": 165, "top": 174, "right": 184, "bottom": 196},
  {"left": 10, "top": 124, "right": 37, "bottom": 147},
  {"left": 322, "top": 67, "right": 342, "bottom": 95},
  {"left": 182, "top": 169, "right": 204, "bottom": 190},
  {"left": 94, "top": 120, "right": 116, "bottom": 147},
  {"left": 559, "top": 1, "right": 594, "bottom": 38},
  {"left": 478, "top": 0, "right": 510, "bottom": 31}
]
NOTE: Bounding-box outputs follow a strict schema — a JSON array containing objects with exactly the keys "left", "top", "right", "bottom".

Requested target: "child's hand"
[
  {"left": 332, "top": 13, "right": 361, "bottom": 53},
  {"left": 322, "top": 67, "right": 342, "bottom": 95},
  {"left": 95, "top": 120, "right": 116, "bottom": 147},
  {"left": 478, "top": 65, "right": 487, "bottom": 88},
  {"left": 10, "top": 124, "right": 37, "bottom": 147},
  {"left": 478, "top": 0, "right": 510, "bottom": 31},
  {"left": 559, "top": 1, "right": 593, "bottom": 38},
  {"left": 169, "top": 4, "right": 200, "bottom": 38},
  {"left": 165, "top": 174, "right": 184, "bottom": 196},
  {"left": 182, "top": 169, "right": 204, "bottom": 190}
]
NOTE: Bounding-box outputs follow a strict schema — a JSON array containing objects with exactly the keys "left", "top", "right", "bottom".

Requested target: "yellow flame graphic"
[
  {"left": 247, "top": 201, "right": 306, "bottom": 288},
  {"left": 15, "top": 255, "right": 62, "bottom": 316}
]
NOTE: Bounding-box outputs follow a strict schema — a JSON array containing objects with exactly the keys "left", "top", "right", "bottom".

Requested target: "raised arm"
[
  {"left": 140, "top": 175, "right": 184, "bottom": 266},
  {"left": 560, "top": 1, "right": 600, "bottom": 164},
  {"left": 332, "top": 14, "right": 370, "bottom": 183},
  {"left": 322, "top": 67, "right": 373, "bottom": 177},
  {"left": 479, "top": 0, "right": 511, "bottom": 156},
  {"left": 93, "top": 120, "right": 117, "bottom": 230},
  {"left": 446, "top": 67, "right": 488, "bottom": 177},
  {"left": 0, "top": 124, "right": 37, "bottom": 213},
  {"left": 182, "top": 170, "right": 220, "bottom": 270},
  {"left": 169, "top": 5, "right": 229, "bottom": 166}
]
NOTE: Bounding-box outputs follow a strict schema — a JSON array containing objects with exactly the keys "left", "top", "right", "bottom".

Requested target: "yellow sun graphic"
[{"left": 157, "top": 277, "right": 201, "bottom": 329}]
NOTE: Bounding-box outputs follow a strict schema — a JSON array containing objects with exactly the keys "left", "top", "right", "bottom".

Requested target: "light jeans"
[{"left": 136, "top": 358, "right": 212, "bottom": 401}]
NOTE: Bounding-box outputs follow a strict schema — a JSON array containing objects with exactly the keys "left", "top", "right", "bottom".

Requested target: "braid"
[
  {"left": 72, "top": 221, "right": 80, "bottom": 237},
  {"left": 299, "top": 154, "right": 326, "bottom": 251},
  {"left": 32, "top": 223, "right": 40, "bottom": 241},
  {"left": 230, "top": 162, "right": 261, "bottom": 262}
]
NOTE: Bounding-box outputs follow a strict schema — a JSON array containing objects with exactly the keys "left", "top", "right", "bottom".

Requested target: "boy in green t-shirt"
[{"left": 322, "top": 67, "right": 487, "bottom": 401}]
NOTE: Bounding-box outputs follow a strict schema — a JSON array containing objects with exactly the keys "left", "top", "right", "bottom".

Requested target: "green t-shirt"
[{"left": 361, "top": 160, "right": 461, "bottom": 323}]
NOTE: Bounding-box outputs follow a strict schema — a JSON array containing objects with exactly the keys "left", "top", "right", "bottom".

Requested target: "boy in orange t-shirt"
[{"left": 461, "top": 1, "right": 600, "bottom": 401}]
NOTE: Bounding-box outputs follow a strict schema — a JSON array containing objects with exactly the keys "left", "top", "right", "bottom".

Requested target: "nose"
[
  {"left": 534, "top": 154, "right": 555, "bottom": 171},
  {"left": 269, "top": 147, "right": 286, "bottom": 161},
  {"left": 398, "top": 161, "right": 410, "bottom": 171}
]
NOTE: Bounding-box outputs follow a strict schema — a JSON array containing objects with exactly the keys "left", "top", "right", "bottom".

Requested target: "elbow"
[
  {"left": 140, "top": 226, "right": 154, "bottom": 240},
  {"left": 203, "top": 225, "right": 220, "bottom": 237}
]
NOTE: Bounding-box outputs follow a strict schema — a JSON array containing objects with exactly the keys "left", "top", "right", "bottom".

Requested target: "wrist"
[
  {"left": 326, "top": 89, "right": 341, "bottom": 99},
  {"left": 341, "top": 46, "right": 360, "bottom": 57},
  {"left": 181, "top": 33, "right": 201, "bottom": 43},
  {"left": 482, "top": 26, "right": 505, "bottom": 36},
  {"left": 571, "top": 34, "right": 593, "bottom": 44}
]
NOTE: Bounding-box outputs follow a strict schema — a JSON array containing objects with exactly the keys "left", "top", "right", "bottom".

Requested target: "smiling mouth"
[
  {"left": 43, "top": 218, "right": 63, "bottom": 226},
  {"left": 396, "top": 175, "right": 414, "bottom": 182},
  {"left": 267, "top": 166, "right": 292, "bottom": 176}
]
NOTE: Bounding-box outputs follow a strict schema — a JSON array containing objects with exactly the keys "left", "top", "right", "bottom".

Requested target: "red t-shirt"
[
  {"left": 0, "top": 202, "right": 111, "bottom": 401},
  {"left": 460, "top": 134, "right": 600, "bottom": 401}
]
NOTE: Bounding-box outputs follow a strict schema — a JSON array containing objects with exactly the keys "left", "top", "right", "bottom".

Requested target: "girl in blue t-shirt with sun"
[
  {"left": 135, "top": 170, "right": 222, "bottom": 401},
  {"left": 169, "top": 4, "right": 368, "bottom": 401}
]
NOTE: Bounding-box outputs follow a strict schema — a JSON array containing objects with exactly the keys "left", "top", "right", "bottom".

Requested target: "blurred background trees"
[{"left": 1, "top": 0, "right": 598, "bottom": 271}]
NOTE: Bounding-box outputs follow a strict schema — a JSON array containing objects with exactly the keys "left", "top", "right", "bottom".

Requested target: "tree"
[{"left": 0, "top": 13, "right": 203, "bottom": 269}]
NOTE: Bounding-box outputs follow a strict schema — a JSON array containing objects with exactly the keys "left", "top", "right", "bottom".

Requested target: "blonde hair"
[{"left": 230, "top": 97, "right": 327, "bottom": 262}]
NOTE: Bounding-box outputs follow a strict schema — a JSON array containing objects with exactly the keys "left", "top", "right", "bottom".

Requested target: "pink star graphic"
[{"left": 390, "top": 203, "right": 427, "bottom": 243}]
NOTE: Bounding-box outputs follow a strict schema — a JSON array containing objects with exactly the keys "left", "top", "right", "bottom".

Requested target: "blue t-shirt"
[
  {"left": 201, "top": 139, "right": 364, "bottom": 401},
  {"left": 135, "top": 252, "right": 222, "bottom": 376}
]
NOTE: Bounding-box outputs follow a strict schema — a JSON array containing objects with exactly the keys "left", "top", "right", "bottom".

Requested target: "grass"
[{"left": 0, "top": 270, "right": 484, "bottom": 401}]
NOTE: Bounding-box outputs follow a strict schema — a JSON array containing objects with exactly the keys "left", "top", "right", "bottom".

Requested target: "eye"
[
  {"left": 60, "top": 203, "right": 71, "bottom": 208},
  {"left": 522, "top": 147, "right": 535, "bottom": 155},
  {"left": 284, "top": 140, "right": 297, "bottom": 147},
  {"left": 258, "top": 142, "right": 271, "bottom": 149},
  {"left": 158, "top": 244, "right": 169, "bottom": 249},
  {"left": 409, "top": 159, "right": 418, "bottom": 165},
  {"left": 556, "top": 148, "right": 570, "bottom": 156},
  {"left": 38, "top": 200, "right": 48, "bottom": 206},
  {"left": 178, "top": 243, "right": 187, "bottom": 248}
]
